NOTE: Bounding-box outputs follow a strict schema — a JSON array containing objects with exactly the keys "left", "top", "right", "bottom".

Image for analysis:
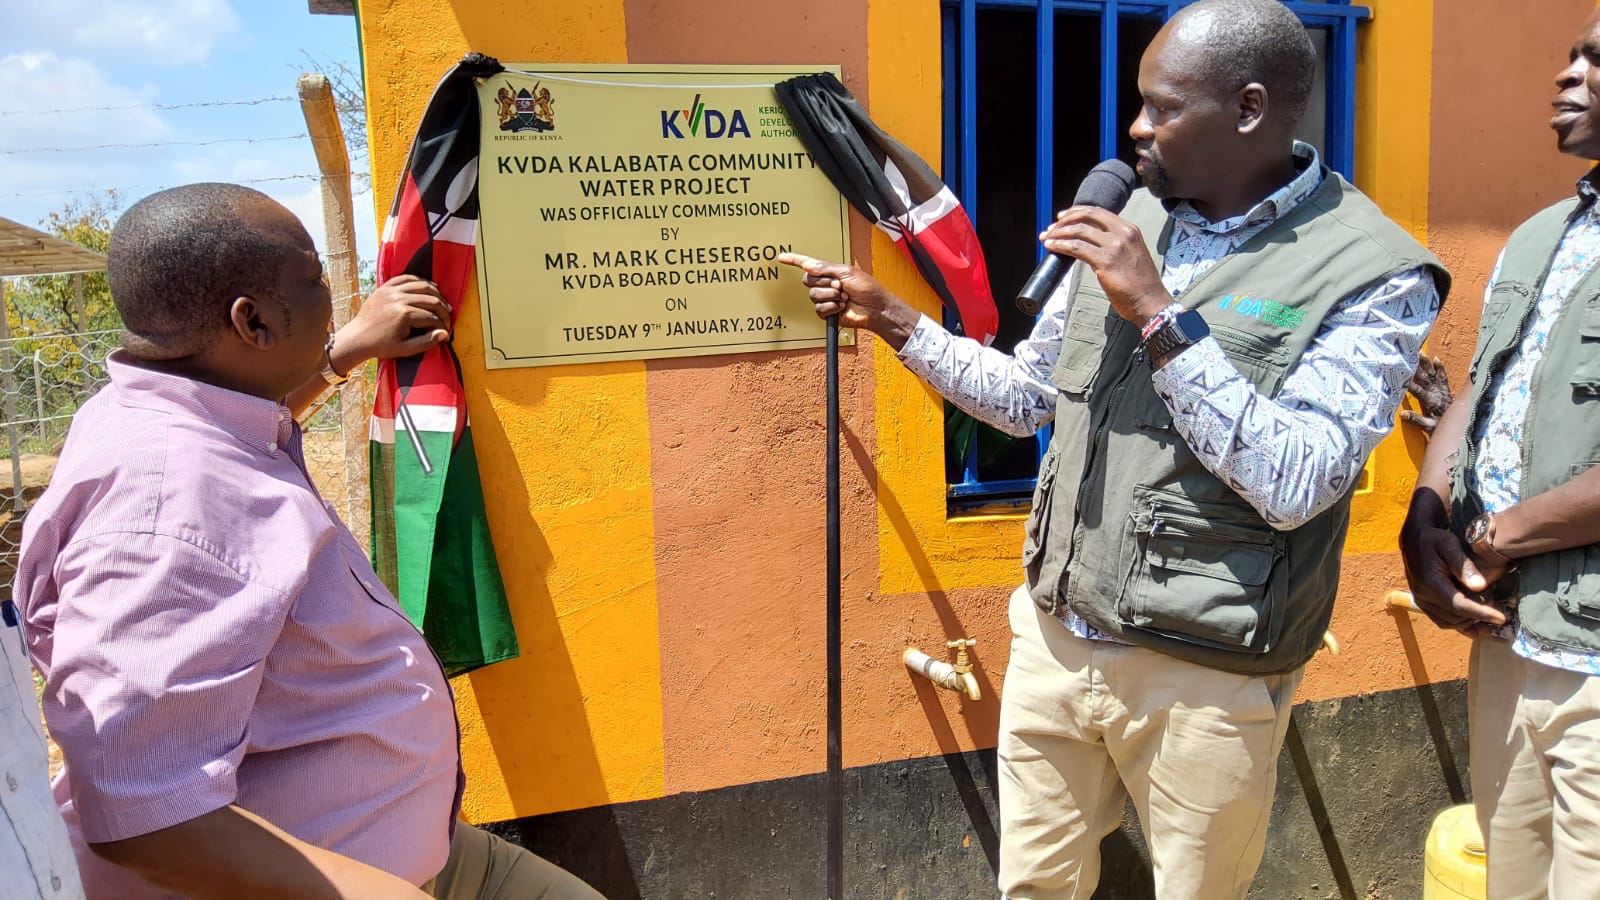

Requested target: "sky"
[{"left": 0, "top": 0, "right": 378, "bottom": 263}]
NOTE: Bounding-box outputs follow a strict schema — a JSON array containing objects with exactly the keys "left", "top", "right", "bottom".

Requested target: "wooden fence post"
[
  {"left": 0, "top": 281, "right": 24, "bottom": 510},
  {"left": 298, "top": 73, "right": 372, "bottom": 548}
]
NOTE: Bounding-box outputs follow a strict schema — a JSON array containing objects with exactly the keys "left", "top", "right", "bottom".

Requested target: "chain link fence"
[{"left": 0, "top": 330, "right": 366, "bottom": 604}]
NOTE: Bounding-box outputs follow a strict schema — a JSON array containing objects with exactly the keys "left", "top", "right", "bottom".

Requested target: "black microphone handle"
[
  {"left": 1016, "top": 253, "right": 1070, "bottom": 316},
  {"left": 1014, "top": 159, "right": 1135, "bottom": 316}
]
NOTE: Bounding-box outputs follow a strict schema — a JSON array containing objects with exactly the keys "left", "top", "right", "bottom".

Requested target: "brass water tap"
[
  {"left": 947, "top": 638, "right": 977, "bottom": 675},
  {"left": 902, "top": 637, "right": 982, "bottom": 702}
]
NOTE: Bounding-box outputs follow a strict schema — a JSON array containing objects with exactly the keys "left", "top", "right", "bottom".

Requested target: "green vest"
[
  {"left": 1023, "top": 171, "right": 1449, "bottom": 675},
  {"left": 1449, "top": 195, "right": 1600, "bottom": 654}
]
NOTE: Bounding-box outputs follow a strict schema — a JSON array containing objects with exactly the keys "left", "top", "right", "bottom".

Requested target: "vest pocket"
[
  {"left": 1556, "top": 543, "right": 1600, "bottom": 622},
  {"left": 1136, "top": 392, "right": 1174, "bottom": 433},
  {"left": 1469, "top": 284, "right": 1529, "bottom": 382},
  {"left": 1570, "top": 306, "right": 1600, "bottom": 396},
  {"left": 1021, "top": 445, "right": 1060, "bottom": 567},
  {"left": 1209, "top": 324, "right": 1292, "bottom": 392},
  {"left": 1121, "top": 486, "right": 1285, "bottom": 653},
  {"left": 1052, "top": 284, "right": 1113, "bottom": 397}
]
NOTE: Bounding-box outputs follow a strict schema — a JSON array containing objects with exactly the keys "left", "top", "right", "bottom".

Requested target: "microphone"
[{"left": 1015, "top": 159, "right": 1137, "bottom": 315}]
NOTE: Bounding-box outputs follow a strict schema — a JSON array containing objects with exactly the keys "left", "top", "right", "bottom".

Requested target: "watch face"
[{"left": 1466, "top": 515, "right": 1489, "bottom": 544}]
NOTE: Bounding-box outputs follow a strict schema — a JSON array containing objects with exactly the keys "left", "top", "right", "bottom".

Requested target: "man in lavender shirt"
[{"left": 14, "top": 183, "right": 601, "bottom": 899}]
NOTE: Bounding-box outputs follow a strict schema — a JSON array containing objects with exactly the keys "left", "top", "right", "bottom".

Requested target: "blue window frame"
[{"left": 939, "top": 0, "right": 1371, "bottom": 508}]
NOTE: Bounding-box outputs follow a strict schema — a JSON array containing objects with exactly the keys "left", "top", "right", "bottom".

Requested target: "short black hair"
[
  {"left": 108, "top": 183, "right": 301, "bottom": 359},
  {"left": 1171, "top": 0, "right": 1317, "bottom": 128}
]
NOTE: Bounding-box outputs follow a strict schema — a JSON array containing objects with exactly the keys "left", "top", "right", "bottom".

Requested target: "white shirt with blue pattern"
[
  {"left": 897, "top": 143, "right": 1442, "bottom": 643},
  {"left": 1472, "top": 179, "right": 1600, "bottom": 676}
]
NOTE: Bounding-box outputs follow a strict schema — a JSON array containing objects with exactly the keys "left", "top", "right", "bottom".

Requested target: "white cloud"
[
  {"left": 0, "top": 0, "right": 241, "bottom": 66},
  {"left": 272, "top": 184, "right": 332, "bottom": 255},
  {"left": 0, "top": 53, "right": 168, "bottom": 203},
  {"left": 169, "top": 151, "right": 298, "bottom": 184},
  {"left": 265, "top": 182, "right": 381, "bottom": 272},
  {"left": 0, "top": 53, "right": 167, "bottom": 142}
]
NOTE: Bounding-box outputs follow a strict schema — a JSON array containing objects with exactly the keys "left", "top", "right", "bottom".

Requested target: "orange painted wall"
[
  {"left": 357, "top": 0, "right": 1593, "bottom": 823},
  {"left": 1428, "top": 0, "right": 1594, "bottom": 375},
  {"left": 622, "top": 0, "right": 883, "bottom": 796}
]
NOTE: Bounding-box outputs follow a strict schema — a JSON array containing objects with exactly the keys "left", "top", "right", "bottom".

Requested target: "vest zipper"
[
  {"left": 1062, "top": 342, "right": 1142, "bottom": 610},
  {"left": 1463, "top": 295, "right": 1534, "bottom": 480},
  {"left": 1464, "top": 212, "right": 1585, "bottom": 482},
  {"left": 1147, "top": 509, "right": 1274, "bottom": 545}
]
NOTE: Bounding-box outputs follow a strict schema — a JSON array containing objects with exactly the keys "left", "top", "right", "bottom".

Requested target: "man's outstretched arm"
[
  {"left": 779, "top": 252, "right": 1063, "bottom": 436},
  {"left": 92, "top": 806, "right": 429, "bottom": 900},
  {"left": 286, "top": 275, "right": 453, "bottom": 418}
]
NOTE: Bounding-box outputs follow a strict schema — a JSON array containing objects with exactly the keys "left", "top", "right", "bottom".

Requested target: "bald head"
[
  {"left": 1165, "top": 0, "right": 1316, "bottom": 130},
  {"left": 108, "top": 183, "right": 310, "bottom": 359}
]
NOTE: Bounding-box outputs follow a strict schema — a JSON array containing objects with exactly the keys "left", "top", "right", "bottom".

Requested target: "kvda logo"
[{"left": 660, "top": 93, "right": 752, "bottom": 139}]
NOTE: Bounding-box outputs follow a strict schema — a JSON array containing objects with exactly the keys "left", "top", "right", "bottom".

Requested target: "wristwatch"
[
  {"left": 1465, "top": 513, "right": 1511, "bottom": 566},
  {"left": 1142, "top": 308, "right": 1209, "bottom": 368},
  {"left": 320, "top": 334, "right": 350, "bottom": 388}
]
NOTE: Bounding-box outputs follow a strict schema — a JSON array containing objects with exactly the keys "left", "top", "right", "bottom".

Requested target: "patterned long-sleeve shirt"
[
  {"left": 900, "top": 143, "right": 1440, "bottom": 527},
  {"left": 1473, "top": 178, "right": 1600, "bottom": 677},
  {"left": 898, "top": 144, "right": 1441, "bottom": 641}
]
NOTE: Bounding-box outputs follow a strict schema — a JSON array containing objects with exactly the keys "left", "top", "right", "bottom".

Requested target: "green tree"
[
  {"left": 5, "top": 191, "right": 122, "bottom": 338},
  {"left": 1, "top": 193, "right": 123, "bottom": 457}
]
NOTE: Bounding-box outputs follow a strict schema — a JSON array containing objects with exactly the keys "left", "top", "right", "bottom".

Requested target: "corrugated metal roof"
[{"left": 0, "top": 216, "right": 107, "bottom": 277}]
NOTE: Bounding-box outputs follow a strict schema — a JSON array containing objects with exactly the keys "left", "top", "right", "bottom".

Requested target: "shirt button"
[
  {"left": 267, "top": 441, "right": 279, "bottom": 454},
  {"left": 50, "top": 874, "right": 61, "bottom": 892},
  {"left": 5, "top": 772, "right": 16, "bottom": 792}
]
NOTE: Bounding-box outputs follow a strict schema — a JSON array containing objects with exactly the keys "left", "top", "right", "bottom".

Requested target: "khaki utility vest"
[
  {"left": 1450, "top": 195, "right": 1600, "bottom": 654},
  {"left": 1024, "top": 172, "right": 1448, "bottom": 674}
]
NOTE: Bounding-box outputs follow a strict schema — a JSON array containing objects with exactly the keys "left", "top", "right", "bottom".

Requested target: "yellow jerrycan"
[{"left": 1423, "top": 804, "right": 1486, "bottom": 899}]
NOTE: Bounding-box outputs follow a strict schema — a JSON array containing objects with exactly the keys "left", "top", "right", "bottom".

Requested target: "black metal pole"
[{"left": 825, "top": 314, "right": 843, "bottom": 900}]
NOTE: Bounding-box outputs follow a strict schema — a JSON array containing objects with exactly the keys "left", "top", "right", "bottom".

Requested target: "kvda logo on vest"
[
  {"left": 660, "top": 93, "right": 752, "bottom": 139},
  {"left": 1217, "top": 294, "right": 1307, "bottom": 330}
]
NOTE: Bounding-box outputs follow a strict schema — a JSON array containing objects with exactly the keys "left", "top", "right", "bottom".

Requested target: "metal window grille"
[{"left": 939, "top": 0, "right": 1371, "bottom": 506}]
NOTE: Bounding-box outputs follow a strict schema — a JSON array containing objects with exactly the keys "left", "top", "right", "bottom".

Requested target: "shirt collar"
[
  {"left": 1169, "top": 141, "right": 1325, "bottom": 234},
  {"left": 107, "top": 350, "right": 294, "bottom": 455},
  {"left": 1578, "top": 167, "right": 1600, "bottom": 206}
]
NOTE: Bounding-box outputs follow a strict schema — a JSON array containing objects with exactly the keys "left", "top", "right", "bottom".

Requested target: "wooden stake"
[{"left": 298, "top": 73, "right": 372, "bottom": 546}]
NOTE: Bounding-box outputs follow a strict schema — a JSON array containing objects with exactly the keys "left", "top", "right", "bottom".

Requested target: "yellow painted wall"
[
  {"left": 867, "top": 0, "right": 1022, "bottom": 599},
  {"left": 1347, "top": 0, "right": 1434, "bottom": 558},
  {"left": 1295, "top": 0, "right": 1472, "bottom": 704},
  {"left": 358, "top": 0, "right": 1494, "bottom": 823},
  {"left": 360, "top": 0, "right": 664, "bottom": 824}
]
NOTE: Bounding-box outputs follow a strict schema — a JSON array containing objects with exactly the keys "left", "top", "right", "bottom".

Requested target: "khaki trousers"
[
  {"left": 424, "top": 823, "right": 605, "bottom": 900},
  {"left": 997, "top": 585, "right": 1302, "bottom": 900},
  {"left": 1470, "top": 636, "right": 1600, "bottom": 900}
]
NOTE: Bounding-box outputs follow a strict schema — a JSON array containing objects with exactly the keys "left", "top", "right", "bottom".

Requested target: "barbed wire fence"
[
  {"left": 0, "top": 327, "right": 367, "bottom": 604},
  {"left": 0, "top": 78, "right": 376, "bottom": 604}
]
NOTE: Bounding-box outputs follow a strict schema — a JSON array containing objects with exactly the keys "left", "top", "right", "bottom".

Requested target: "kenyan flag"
[
  {"left": 370, "top": 54, "right": 517, "bottom": 676},
  {"left": 775, "top": 73, "right": 999, "bottom": 346}
]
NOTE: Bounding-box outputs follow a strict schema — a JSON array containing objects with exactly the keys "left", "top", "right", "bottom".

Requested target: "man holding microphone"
[{"left": 782, "top": 0, "right": 1446, "bottom": 895}]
